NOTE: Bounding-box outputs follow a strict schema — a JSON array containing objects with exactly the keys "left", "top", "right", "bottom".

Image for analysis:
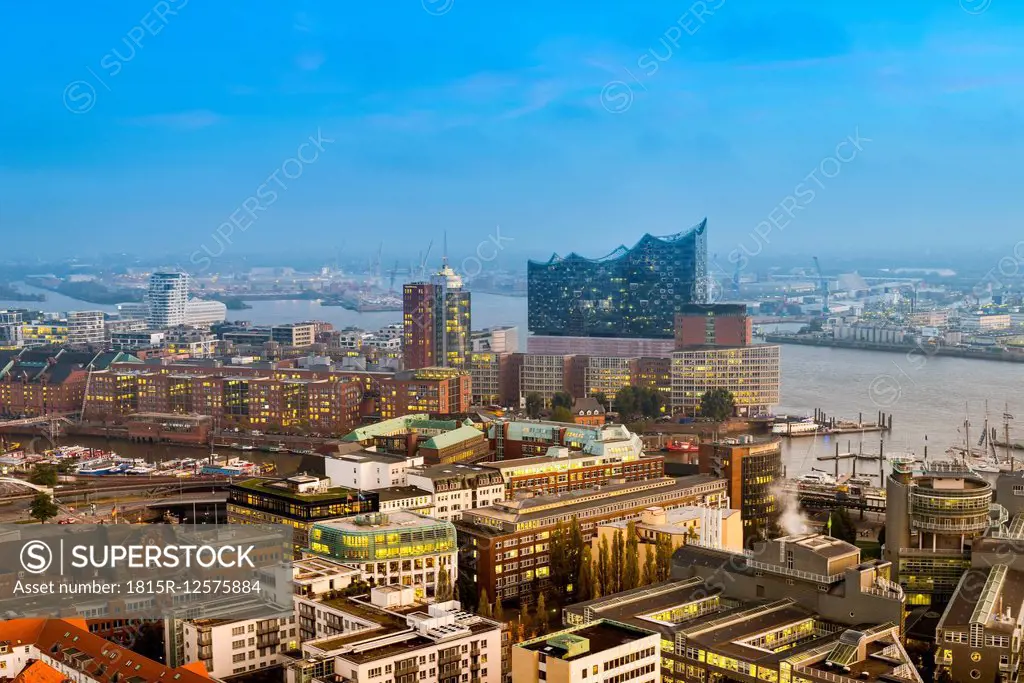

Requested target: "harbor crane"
[
  {"left": 813, "top": 256, "right": 829, "bottom": 315},
  {"left": 388, "top": 261, "right": 399, "bottom": 292}
]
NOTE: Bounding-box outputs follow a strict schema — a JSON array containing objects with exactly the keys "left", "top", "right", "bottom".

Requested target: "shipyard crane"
[
  {"left": 813, "top": 256, "right": 829, "bottom": 315},
  {"left": 388, "top": 261, "right": 399, "bottom": 292}
]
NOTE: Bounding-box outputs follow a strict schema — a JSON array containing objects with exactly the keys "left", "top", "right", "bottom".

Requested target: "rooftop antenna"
[{"left": 442, "top": 231, "right": 449, "bottom": 268}]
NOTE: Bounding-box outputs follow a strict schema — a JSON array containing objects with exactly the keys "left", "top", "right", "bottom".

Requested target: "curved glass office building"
[{"left": 527, "top": 219, "right": 708, "bottom": 339}]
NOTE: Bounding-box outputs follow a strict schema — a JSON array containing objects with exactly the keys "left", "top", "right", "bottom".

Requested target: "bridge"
[
  {"left": 0, "top": 477, "right": 53, "bottom": 496},
  {"left": 0, "top": 414, "right": 75, "bottom": 428}
]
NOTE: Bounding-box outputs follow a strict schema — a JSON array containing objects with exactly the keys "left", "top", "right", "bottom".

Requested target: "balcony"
[
  {"left": 396, "top": 659, "right": 418, "bottom": 675},
  {"left": 910, "top": 517, "right": 990, "bottom": 534}
]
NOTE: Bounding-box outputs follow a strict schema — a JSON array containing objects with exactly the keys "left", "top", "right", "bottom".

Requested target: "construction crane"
[
  {"left": 813, "top": 256, "right": 829, "bottom": 315},
  {"left": 419, "top": 239, "right": 434, "bottom": 279},
  {"left": 388, "top": 261, "right": 399, "bottom": 292}
]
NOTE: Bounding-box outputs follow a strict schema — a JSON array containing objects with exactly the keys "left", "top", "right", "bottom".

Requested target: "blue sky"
[{"left": 1, "top": 0, "right": 1022, "bottom": 265}]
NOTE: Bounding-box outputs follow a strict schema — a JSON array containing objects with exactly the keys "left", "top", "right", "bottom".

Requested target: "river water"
[{"left": 3, "top": 284, "right": 1021, "bottom": 477}]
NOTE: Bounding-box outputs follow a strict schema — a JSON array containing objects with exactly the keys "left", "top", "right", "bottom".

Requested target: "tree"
[
  {"left": 592, "top": 392, "right": 608, "bottom": 410},
  {"left": 536, "top": 593, "right": 549, "bottom": 633},
  {"left": 828, "top": 508, "right": 857, "bottom": 544},
  {"left": 623, "top": 522, "right": 640, "bottom": 591},
  {"left": 578, "top": 545, "right": 594, "bottom": 602},
  {"left": 549, "top": 521, "right": 569, "bottom": 593},
  {"left": 614, "top": 386, "right": 638, "bottom": 419},
  {"left": 611, "top": 529, "right": 624, "bottom": 594},
  {"left": 525, "top": 392, "right": 543, "bottom": 418},
  {"left": 642, "top": 544, "right": 657, "bottom": 586},
  {"left": 597, "top": 536, "right": 612, "bottom": 596},
  {"left": 552, "top": 392, "right": 573, "bottom": 410},
  {"left": 551, "top": 406, "right": 574, "bottom": 423},
  {"left": 565, "top": 518, "right": 585, "bottom": 597},
  {"left": 29, "top": 464, "right": 58, "bottom": 487},
  {"left": 29, "top": 492, "right": 59, "bottom": 523},
  {"left": 479, "top": 591, "right": 492, "bottom": 618},
  {"left": 614, "top": 386, "right": 664, "bottom": 421},
  {"left": 699, "top": 388, "right": 735, "bottom": 422},
  {"left": 435, "top": 567, "right": 453, "bottom": 601},
  {"left": 655, "top": 534, "right": 674, "bottom": 582},
  {"left": 493, "top": 595, "right": 504, "bottom": 623}
]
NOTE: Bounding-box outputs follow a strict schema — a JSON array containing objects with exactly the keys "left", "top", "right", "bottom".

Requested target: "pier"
[{"left": 775, "top": 409, "right": 893, "bottom": 438}]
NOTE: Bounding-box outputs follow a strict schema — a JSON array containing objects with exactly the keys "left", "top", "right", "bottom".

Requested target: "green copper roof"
[
  {"left": 341, "top": 413, "right": 432, "bottom": 441},
  {"left": 421, "top": 424, "right": 483, "bottom": 450}
]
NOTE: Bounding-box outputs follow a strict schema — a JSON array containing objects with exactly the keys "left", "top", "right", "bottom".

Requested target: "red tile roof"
[
  {"left": 0, "top": 618, "right": 211, "bottom": 683},
  {"left": 13, "top": 660, "right": 66, "bottom": 683}
]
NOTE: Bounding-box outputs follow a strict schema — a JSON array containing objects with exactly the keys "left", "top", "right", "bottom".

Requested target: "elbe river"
[{"left": 3, "top": 284, "right": 1021, "bottom": 477}]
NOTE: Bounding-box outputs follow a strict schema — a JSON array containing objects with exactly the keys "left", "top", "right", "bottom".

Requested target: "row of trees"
[
  {"left": 523, "top": 387, "right": 739, "bottom": 423},
  {"left": 545, "top": 519, "right": 677, "bottom": 604}
]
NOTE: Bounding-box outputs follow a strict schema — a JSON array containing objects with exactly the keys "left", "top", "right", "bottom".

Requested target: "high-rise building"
[
  {"left": 402, "top": 261, "right": 471, "bottom": 369},
  {"left": 527, "top": 219, "right": 707, "bottom": 339},
  {"left": 147, "top": 271, "right": 190, "bottom": 328},
  {"left": 698, "top": 438, "right": 783, "bottom": 543},
  {"left": 675, "top": 303, "right": 752, "bottom": 347}
]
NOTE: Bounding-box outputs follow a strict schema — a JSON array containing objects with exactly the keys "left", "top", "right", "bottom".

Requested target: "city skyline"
[{"left": 3, "top": 1, "right": 1023, "bottom": 260}]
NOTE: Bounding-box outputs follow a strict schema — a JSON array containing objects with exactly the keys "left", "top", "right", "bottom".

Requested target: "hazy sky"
[{"left": 2, "top": 1, "right": 1022, "bottom": 265}]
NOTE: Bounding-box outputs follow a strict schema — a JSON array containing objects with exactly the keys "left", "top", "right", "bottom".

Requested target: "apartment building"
[
  {"left": 181, "top": 616, "right": 299, "bottom": 679},
  {"left": 287, "top": 592, "right": 502, "bottom": 683},
  {"left": 306, "top": 511, "right": 457, "bottom": 596},
  {"left": 148, "top": 271, "right": 190, "bottom": 328},
  {"left": 407, "top": 463, "right": 507, "bottom": 522},
  {"left": 67, "top": 310, "right": 105, "bottom": 345},
  {"left": 512, "top": 620, "right": 660, "bottom": 683},
  {"left": 456, "top": 475, "right": 727, "bottom": 603}
]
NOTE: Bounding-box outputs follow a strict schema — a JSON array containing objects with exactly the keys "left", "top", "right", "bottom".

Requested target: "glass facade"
[
  {"left": 308, "top": 514, "right": 456, "bottom": 562},
  {"left": 527, "top": 219, "right": 707, "bottom": 339}
]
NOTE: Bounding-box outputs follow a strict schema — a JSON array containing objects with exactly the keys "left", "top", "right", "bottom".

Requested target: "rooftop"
[
  {"left": 938, "top": 564, "right": 1024, "bottom": 633},
  {"left": 374, "top": 485, "right": 433, "bottom": 503},
  {"left": 459, "top": 476, "right": 723, "bottom": 531},
  {"left": 520, "top": 620, "right": 656, "bottom": 660},
  {"left": 314, "top": 510, "right": 451, "bottom": 533},
  {"left": 231, "top": 477, "right": 363, "bottom": 502}
]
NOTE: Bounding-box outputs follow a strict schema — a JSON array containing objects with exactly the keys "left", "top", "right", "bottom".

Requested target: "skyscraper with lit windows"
[{"left": 402, "top": 259, "right": 471, "bottom": 370}]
